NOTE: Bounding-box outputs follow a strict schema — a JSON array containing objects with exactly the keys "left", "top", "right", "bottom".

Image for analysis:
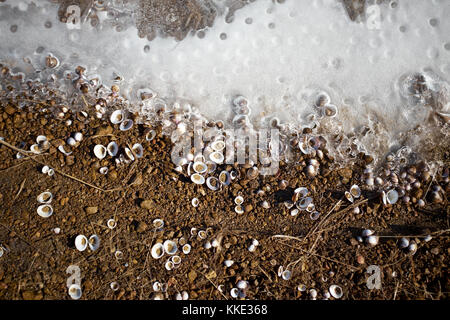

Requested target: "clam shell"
[
  {"left": 329, "top": 285, "right": 343, "bottom": 299},
  {"left": 191, "top": 173, "right": 205, "bottom": 185},
  {"left": 362, "top": 229, "right": 374, "bottom": 237},
  {"left": 296, "top": 197, "right": 312, "bottom": 210},
  {"left": 182, "top": 244, "right": 191, "bottom": 254},
  {"left": 99, "top": 167, "right": 108, "bottom": 174},
  {"left": 30, "top": 144, "right": 42, "bottom": 154},
  {"left": 191, "top": 198, "right": 199, "bottom": 207},
  {"left": 124, "top": 147, "right": 135, "bottom": 161},
  {"left": 75, "top": 235, "right": 88, "bottom": 251},
  {"left": 323, "top": 104, "right": 338, "bottom": 117},
  {"left": 68, "top": 284, "right": 82, "bottom": 300},
  {"left": 237, "top": 280, "right": 248, "bottom": 290},
  {"left": 193, "top": 162, "right": 207, "bottom": 174},
  {"left": 234, "top": 196, "right": 244, "bottom": 205},
  {"left": 119, "top": 119, "right": 133, "bottom": 131},
  {"left": 114, "top": 250, "right": 123, "bottom": 260},
  {"left": 107, "top": 219, "right": 116, "bottom": 229},
  {"left": 88, "top": 235, "right": 100, "bottom": 251},
  {"left": 145, "top": 129, "right": 157, "bottom": 141},
  {"left": 344, "top": 191, "right": 354, "bottom": 203},
  {"left": 206, "top": 177, "right": 221, "bottom": 191},
  {"left": 350, "top": 185, "right": 361, "bottom": 198},
  {"left": 211, "top": 140, "right": 225, "bottom": 152},
  {"left": 107, "top": 142, "right": 118, "bottom": 157},
  {"left": 235, "top": 205, "right": 244, "bottom": 215},
  {"left": 58, "top": 145, "right": 72, "bottom": 156},
  {"left": 37, "top": 204, "right": 53, "bottom": 218},
  {"left": 366, "top": 235, "right": 379, "bottom": 246},
  {"left": 386, "top": 189, "right": 399, "bottom": 204},
  {"left": 110, "top": 282, "right": 119, "bottom": 291},
  {"left": 230, "top": 288, "right": 239, "bottom": 298},
  {"left": 282, "top": 270, "right": 292, "bottom": 280},
  {"left": 153, "top": 219, "right": 164, "bottom": 230},
  {"left": 110, "top": 110, "right": 125, "bottom": 124},
  {"left": 37, "top": 191, "right": 52, "bottom": 204},
  {"left": 163, "top": 240, "right": 177, "bottom": 255},
  {"left": 151, "top": 243, "right": 164, "bottom": 259},
  {"left": 209, "top": 151, "right": 224, "bottom": 164},
  {"left": 165, "top": 260, "right": 174, "bottom": 271},
  {"left": 132, "top": 143, "right": 144, "bottom": 158},
  {"left": 290, "top": 209, "right": 299, "bottom": 216},
  {"left": 41, "top": 165, "right": 49, "bottom": 174},
  {"left": 310, "top": 211, "right": 320, "bottom": 220},
  {"left": 67, "top": 137, "right": 76, "bottom": 146},
  {"left": 74, "top": 132, "right": 83, "bottom": 142},
  {"left": 198, "top": 230, "right": 207, "bottom": 239},
  {"left": 171, "top": 255, "right": 182, "bottom": 265},
  {"left": 93, "top": 144, "right": 106, "bottom": 159},
  {"left": 47, "top": 168, "right": 55, "bottom": 176},
  {"left": 36, "top": 135, "right": 48, "bottom": 144},
  {"left": 399, "top": 237, "right": 409, "bottom": 248},
  {"left": 152, "top": 281, "right": 162, "bottom": 292},
  {"left": 219, "top": 171, "right": 231, "bottom": 185},
  {"left": 224, "top": 260, "right": 234, "bottom": 267}
]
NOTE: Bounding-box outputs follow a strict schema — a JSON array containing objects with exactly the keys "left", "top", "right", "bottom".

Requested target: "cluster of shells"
[
  {"left": 284, "top": 187, "right": 321, "bottom": 220},
  {"left": 74, "top": 234, "right": 100, "bottom": 252},
  {"left": 297, "top": 283, "right": 344, "bottom": 300},
  {"left": 37, "top": 191, "right": 53, "bottom": 218}
]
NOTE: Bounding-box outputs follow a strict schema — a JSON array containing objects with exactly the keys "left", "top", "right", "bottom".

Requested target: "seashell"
[
  {"left": 152, "top": 282, "right": 162, "bottom": 292},
  {"left": 165, "top": 260, "right": 174, "bottom": 271},
  {"left": 294, "top": 187, "right": 309, "bottom": 198},
  {"left": 74, "top": 132, "right": 83, "bottom": 142},
  {"left": 296, "top": 197, "right": 312, "bottom": 210},
  {"left": 290, "top": 209, "right": 299, "bottom": 216},
  {"left": 191, "top": 173, "right": 205, "bottom": 185},
  {"left": 110, "top": 110, "right": 125, "bottom": 124},
  {"left": 310, "top": 211, "right": 320, "bottom": 220},
  {"left": 0, "top": 246, "right": 4, "bottom": 258},
  {"left": 36, "top": 135, "right": 47, "bottom": 144},
  {"left": 230, "top": 170, "right": 239, "bottom": 180},
  {"left": 41, "top": 165, "right": 50, "bottom": 174},
  {"left": 305, "top": 164, "right": 318, "bottom": 177},
  {"left": 211, "top": 239, "right": 220, "bottom": 248},
  {"left": 350, "top": 185, "right": 361, "bottom": 198},
  {"left": 375, "top": 177, "right": 384, "bottom": 185},
  {"left": 182, "top": 244, "right": 191, "bottom": 254},
  {"left": 119, "top": 119, "right": 133, "bottom": 131},
  {"left": 329, "top": 285, "right": 343, "bottom": 299},
  {"left": 132, "top": 143, "right": 144, "bottom": 158},
  {"left": 306, "top": 203, "right": 315, "bottom": 213},
  {"left": 114, "top": 250, "right": 123, "bottom": 260},
  {"left": 179, "top": 237, "right": 187, "bottom": 246},
  {"left": 88, "top": 235, "right": 100, "bottom": 251},
  {"left": 171, "top": 255, "right": 182, "bottom": 265},
  {"left": 191, "top": 198, "right": 199, "bottom": 207},
  {"left": 297, "top": 284, "right": 307, "bottom": 292},
  {"left": 163, "top": 240, "right": 177, "bottom": 255},
  {"left": 99, "top": 167, "right": 108, "bottom": 175},
  {"left": 206, "top": 177, "right": 221, "bottom": 191},
  {"left": 353, "top": 206, "right": 360, "bottom": 214},
  {"left": 366, "top": 235, "right": 379, "bottom": 246},
  {"left": 230, "top": 288, "right": 239, "bottom": 298},
  {"left": 193, "top": 162, "right": 207, "bottom": 174},
  {"left": 145, "top": 129, "right": 157, "bottom": 142},
  {"left": 362, "top": 229, "right": 374, "bottom": 237},
  {"left": 206, "top": 161, "right": 217, "bottom": 174},
  {"left": 235, "top": 205, "right": 244, "bottom": 215},
  {"left": 93, "top": 144, "right": 107, "bottom": 159},
  {"left": 110, "top": 282, "right": 120, "bottom": 291},
  {"left": 246, "top": 166, "right": 259, "bottom": 180},
  {"left": 385, "top": 189, "right": 399, "bottom": 205},
  {"left": 211, "top": 140, "right": 226, "bottom": 152},
  {"left": 252, "top": 239, "right": 259, "bottom": 247},
  {"left": 190, "top": 227, "right": 198, "bottom": 237},
  {"left": 234, "top": 196, "right": 244, "bottom": 205},
  {"left": 53, "top": 227, "right": 61, "bottom": 234},
  {"left": 219, "top": 171, "right": 231, "bottom": 185},
  {"left": 261, "top": 200, "right": 271, "bottom": 209},
  {"left": 68, "top": 284, "right": 82, "bottom": 300},
  {"left": 282, "top": 270, "right": 292, "bottom": 280},
  {"left": 344, "top": 191, "right": 354, "bottom": 203},
  {"left": 309, "top": 289, "right": 318, "bottom": 299},
  {"left": 124, "top": 147, "right": 135, "bottom": 161},
  {"left": 37, "top": 191, "right": 52, "bottom": 204},
  {"left": 30, "top": 144, "right": 42, "bottom": 154},
  {"left": 153, "top": 219, "right": 164, "bottom": 230},
  {"left": 107, "top": 219, "right": 116, "bottom": 229},
  {"left": 37, "top": 204, "right": 53, "bottom": 218},
  {"left": 408, "top": 241, "right": 417, "bottom": 254},
  {"left": 204, "top": 241, "right": 212, "bottom": 249},
  {"left": 323, "top": 104, "right": 338, "bottom": 118},
  {"left": 209, "top": 151, "right": 224, "bottom": 164},
  {"left": 248, "top": 244, "right": 257, "bottom": 252},
  {"left": 399, "top": 237, "right": 409, "bottom": 248},
  {"left": 284, "top": 200, "right": 294, "bottom": 209},
  {"left": 58, "top": 145, "right": 72, "bottom": 156},
  {"left": 224, "top": 260, "right": 234, "bottom": 267},
  {"left": 175, "top": 293, "right": 182, "bottom": 300},
  {"left": 47, "top": 168, "right": 55, "bottom": 176},
  {"left": 237, "top": 280, "right": 248, "bottom": 290},
  {"left": 107, "top": 142, "right": 118, "bottom": 157},
  {"left": 279, "top": 180, "right": 288, "bottom": 190},
  {"left": 365, "top": 177, "right": 374, "bottom": 186},
  {"left": 67, "top": 137, "right": 77, "bottom": 147},
  {"left": 181, "top": 291, "right": 189, "bottom": 300},
  {"left": 424, "top": 235, "right": 432, "bottom": 242},
  {"left": 151, "top": 243, "right": 165, "bottom": 259},
  {"left": 417, "top": 199, "right": 425, "bottom": 207},
  {"left": 75, "top": 235, "right": 88, "bottom": 251}
]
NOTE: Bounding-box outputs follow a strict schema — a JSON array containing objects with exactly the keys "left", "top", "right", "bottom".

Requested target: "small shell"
[
  {"left": 110, "top": 282, "right": 120, "bottom": 291},
  {"left": 230, "top": 288, "right": 239, "bottom": 298},
  {"left": 151, "top": 243, "right": 165, "bottom": 259},
  {"left": 191, "top": 173, "right": 205, "bottom": 185},
  {"left": 206, "top": 177, "right": 221, "bottom": 191},
  {"left": 110, "top": 110, "right": 125, "bottom": 124},
  {"left": 107, "top": 142, "right": 118, "bottom": 157},
  {"left": 237, "top": 280, "right": 248, "bottom": 290},
  {"left": 124, "top": 147, "right": 135, "bottom": 161},
  {"left": 75, "top": 235, "right": 88, "bottom": 251},
  {"left": 408, "top": 242, "right": 417, "bottom": 254},
  {"left": 41, "top": 165, "right": 49, "bottom": 174},
  {"left": 211, "top": 140, "right": 225, "bottom": 152},
  {"left": 132, "top": 143, "right": 144, "bottom": 158},
  {"left": 163, "top": 240, "right": 177, "bottom": 255},
  {"left": 58, "top": 145, "right": 72, "bottom": 156},
  {"left": 386, "top": 189, "right": 399, "bottom": 205},
  {"left": 290, "top": 209, "right": 299, "bottom": 216},
  {"left": 114, "top": 250, "right": 123, "bottom": 260},
  {"left": 152, "top": 281, "right": 162, "bottom": 292},
  {"left": 47, "top": 168, "right": 55, "bottom": 176},
  {"left": 306, "top": 202, "right": 315, "bottom": 213},
  {"left": 193, "top": 162, "right": 208, "bottom": 174},
  {"left": 153, "top": 219, "right": 164, "bottom": 230},
  {"left": 224, "top": 260, "right": 234, "bottom": 267},
  {"left": 171, "top": 255, "right": 182, "bottom": 265},
  {"left": 350, "top": 185, "right": 361, "bottom": 198},
  {"left": 191, "top": 198, "right": 199, "bottom": 207},
  {"left": 68, "top": 284, "right": 82, "bottom": 300},
  {"left": 235, "top": 205, "right": 244, "bottom": 215},
  {"left": 281, "top": 270, "right": 292, "bottom": 280},
  {"left": 181, "top": 291, "right": 189, "bottom": 300},
  {"left": 37, "top": 191, "right": 52, "bottom": 204},
  {"left": 36, "top": 135, "right": 48, "bottom": 144},
  {"left": 198, "top": 230, "right": 207, "bottom": 239},
  {"left": 204, "top": 241, "right": 212, "bottom": 249},
  {"left": 296, "top": 197, "right": 312, "bottom": 210},
  {"left": 211, "top": 239, "right": 220, "bottom": 247},
  {"left": 37, "top": 204, "right": 53, "bottom": 218},
  {"left": 145, "top": 129, "right": 157, "bottom": 141},
  {"left": 165, "top": 260, "right": 174, "bottom": 271},
  {"left": 248, "top": 244, "right": 256, "bottom": 252},
  {"left": 219, "top": 171, "right": 231, "bottom": 185},
  {"left": 399, "top": 237, "right": 409, "bottom": 248},
  {"left": 209, "top": 151, "right": 224, "bottom": 164},
  {"left": 119, "top": 119, "right": 133, "bottom": 131},
  {"left": 67, "top": 137, "right": 77, "bottom": 146},
  {"left": 99, "top": 167, "right": 108, "bottom": 175},
  {"left": 107, "top": 219, "right": 116, "bottom": 229},
  {"left": 261, "top": 200, "right": 271, "bottom": 209},
  {"left": 182, "top": 244, "right": 191, "bottom": 254},
  {"left": 74, "top": 132, "right": 83, "bottom": 142},
  {"left": 93, "top": 144, "right": 107, "bottom": 159},
  {"left": 362, "top": 229, "right": 374, "bottom": 237},
  {"left": 88, "top": 235, "right": 100, "bottom": 251},
  {"left": 323, "top": 104, "right": 338, "bottom": 117},
  {"left": 30, "top": 144, "right": 42, "bottom": 154},
  {"left": 310, "top": 211, "right": 320, "bottom": 220},
  {"left": 329, "top": 285, "right": 343, "bottom": 299},
  {"left": 234, "top": 196, "right": 244, "bottom": 205},
  {"left": 344, "top": 191, "right": 354, "bottom": 203},
  {"left": 366, "top": 235, "right": 379, "bottom": 246}
]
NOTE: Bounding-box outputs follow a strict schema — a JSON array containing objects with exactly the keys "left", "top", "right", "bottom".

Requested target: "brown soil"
[{"left": 0, "top": 92, "right": 448, "bottom": 300}]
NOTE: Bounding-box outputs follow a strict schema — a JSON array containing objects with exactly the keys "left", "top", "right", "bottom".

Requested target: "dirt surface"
[{"left": 0, "top": 64, "right": 448, "bottom": 300}]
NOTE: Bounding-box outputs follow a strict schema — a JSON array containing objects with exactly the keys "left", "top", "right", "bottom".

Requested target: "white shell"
[
  {"left": 36, "top": 135, "right": 47, "bottom": 144},
  {"left": 163, "top": 240, "right": 177, "bottom": 255},
  {"left": 191, "top": 198, "right": 199, "bottom": 207},
  {"left": 211, "top": 140, "right": 225, "bottom": 152},
  {"left": 110, "top": 110, "right": 125, "bottom": 124},
  {"left": 211, "top": 239, "right": 220, "bottom": 248},
  {"left": 204, "top": 241, "right": 212, "bottom": 249},
  {"left": 99, "top": 167, "right": 108, "bottom": 175},
  {"left": 344, "top": 191, "right": 354, "bottom": 203},
  {"left": 386, "top": 189, "right": 399, "bottom": 204},
  {"left": 47, "top": 168, "right": 55, "bottom": 176},
  {"left": 366, "top": 235, "right": 379, "bottom": 246},
  {"left": 296, "top": 197, "right": 312, "bottom": 210},
  {"left": 119, "top": 119, "right": 133, "bottom": 131},
  {"left": 93, "top": 144, "right": 107, "bottom": 159},
  {"left": 182, "top": 244, "right": 191, "bottom": 254},
  {"left": 37, "top": 191, "right": 52, "bottom": 204},
  {"left": 110, "top": 282, "right": 120, "bottom": 291},
  {"left": 198, "top": 230, "right": 207, "bottom": 239},
  {"left": 181, "top": 291, "right": 189, "bottom": 300},
  {"left": 291, "top": 209, "right": 299, "bottom": 216},
  {"left": 171, "top": 255, "right": 182, "bottom": 265},
  {"left": 30, "top": 144, "right": 41, "bottom": 154},
  {"left": 151, "top": 243, "right": 164, "bottom": 259},
  {"left": 88, "top": 235, "right": 100, "bottom": 251},
  {"left": 237, "top": 280, "right": 248, "bottom": 290},
  {"left": 75, "top": 235, "right": 88, "bottom": 251},
  {"left": 329, "top": 285, "right": 343, "bottom": 299},
  {"left": 282, "top": 270, "right": 292, "bottom": 280},
  {"left": 132, "top": 143, "right": 144, "bottom": 158},
  {"left": 294, "top": 187, "right": 308, "bottom": 197},
  {"left": 68, "top": 284, "right": 82, "bottom": 300},
  {"left": 248, "top": 244, "right": 256, "bottom": 252},
  {"left": 165, "top": 260, "right": 174, "bottom": 271},
  {"left": 408, "top": 242, "right": 417, "bottom": 254},
  {"left": 235, "top": 205, "right": 244, "bottom": 214},
  {"left": 74, "top": 132, "right": 83, "bottom": 142},
  {"left": 399, "top": 237, "right": 409, "bottom": 248},
  {"left": 153, "top": 219, "right": 164, "bottom": 230},
  {"left": 350, "top": 185, "right": 361, "bottom": 198},
  {"left": 67, "top": 137, "right": 76, "bottom": 146},
  {"left": 234, "top": 196, "right": 244, "bottom": 205},
  {"left": 206, "top": 177, "right": 221, "bottom": 191},
  {"left": 310, "top": 211, "right": 320, "bottom": 220},
  {"left": 107, "top": 219, "right": 116, "bottom": 229},
  {"left": 124, "top": 147, "right": 135, "bottom": 161},
  {"left": 191, "top": 173, "right": 205, "bottom": 185},
  {"left": 230, "top": 288, "right": 239, "bottom": 298},
  {"left": 145, "top": 130, "right": 157, "bottom": 141},
  {"left": 37, "top": 204, "right": 53, "bottom": 218},
  {"left": 152, "top": 281, "right": 162, "bottom": 292},
  {"left": 219, "top": 171, "right": 231, "bottom": 185},
  {"left": 58, "top": 145, "right": 72, "bottom": 156},
  {"left": 362, "top": 229, "right": 374, "bottom": 237},
  {"left": 209, "top": 151, "right": 224, "bottom": 164},
  {"left": 224, "top": 260, "right": 234, "bottom": 267},
  {"left": 193, "top": 161, "right": 208, "bottom": 174},
  {"left": 41, "top": 165, "right": 49, "bottom": 174},
  {"left": 323, "top": 104, "right": 338, "bottom": 117},
  {"left": 107, "top": 141, "right": 118, "bottom": 157}
]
